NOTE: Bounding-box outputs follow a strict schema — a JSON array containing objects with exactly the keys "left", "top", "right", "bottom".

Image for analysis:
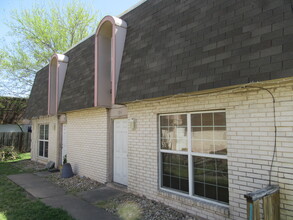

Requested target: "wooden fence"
[{"left": 0, "top": 132, "right": 31, "bottom": 152}]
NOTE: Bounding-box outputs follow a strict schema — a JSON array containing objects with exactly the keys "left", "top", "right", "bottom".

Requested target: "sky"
[{"left": 0, "top": 0, "right": 141, "bottom": 47}]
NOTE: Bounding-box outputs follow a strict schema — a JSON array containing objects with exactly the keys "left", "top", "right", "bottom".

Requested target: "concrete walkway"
[{"left": 8, "top": 173, "right": 121, "bottom": 220}]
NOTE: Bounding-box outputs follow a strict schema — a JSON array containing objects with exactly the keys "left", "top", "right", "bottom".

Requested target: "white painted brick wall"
[
  {"left": 31, "top": 116, "right": 58, "bottom": 165},
  {"left": 127, "top": 81, "right": 293, "bottom": 220},
  {"left": 66, "top": 108, "right": 108, "bottom": 183}
]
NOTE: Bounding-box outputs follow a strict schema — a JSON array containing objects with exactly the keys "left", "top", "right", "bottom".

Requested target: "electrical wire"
[
  {"left": 120, "top": 80, "right": 285, "bottom": 186},
  {"left": 244, "top": 86, "right": 277, "bottom": 186}
]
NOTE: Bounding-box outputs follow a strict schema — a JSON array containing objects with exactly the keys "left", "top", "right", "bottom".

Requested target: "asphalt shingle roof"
[{"left": 26, "top": 0, "right": 293, "bottom": 118}]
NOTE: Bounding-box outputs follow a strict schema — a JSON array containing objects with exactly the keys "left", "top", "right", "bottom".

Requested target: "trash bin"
[{"left": 61, "top": 163, "right": 74, "bottom": 178}]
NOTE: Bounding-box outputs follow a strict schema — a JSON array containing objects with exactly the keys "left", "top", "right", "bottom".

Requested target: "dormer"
[
  {"left": 94, "top": 16, "right": 127, "bottom": 107},
  {"left": 48, "top": 54, "right": 69, "bottom": 115}
]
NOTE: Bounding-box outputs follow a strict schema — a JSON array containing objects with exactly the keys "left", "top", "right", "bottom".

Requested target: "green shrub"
[{"left": 0, "top": 146, "right": 20, "bottom": 161}]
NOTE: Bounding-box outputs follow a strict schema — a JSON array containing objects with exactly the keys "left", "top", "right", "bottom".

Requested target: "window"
[
  {"left": 39, "top": 124, "right": 49, "bottom": 158},
  {"left": 160, "top": 111, "right": 228, "bottom": 204}
]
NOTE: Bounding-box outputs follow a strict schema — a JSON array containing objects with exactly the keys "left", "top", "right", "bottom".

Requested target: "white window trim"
[
  {"left": 158, "top": 110, "right": 228, "bottom": 206},
  {"left": 38, "top": 124, "right": 49, "bottom": 158}
]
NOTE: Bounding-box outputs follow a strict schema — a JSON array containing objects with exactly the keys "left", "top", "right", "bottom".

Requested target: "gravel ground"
[
  {"left": 97, "top": 193, "right": 199, "bottom": 220},
  {"left": 46, "top": 172, "right": 103, "bottom": 193},
  {"left": 12, "top": 160, "right": 199, "bottom": 220}
]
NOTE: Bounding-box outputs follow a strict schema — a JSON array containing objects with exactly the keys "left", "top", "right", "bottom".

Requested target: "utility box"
[{"left": 244, "top": 185, "right": 280, "bottom": 220}]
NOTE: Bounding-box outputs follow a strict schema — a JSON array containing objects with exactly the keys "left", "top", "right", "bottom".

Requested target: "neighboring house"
[{"left": 25, "top": 0, "right": 293, "bottom": 219}]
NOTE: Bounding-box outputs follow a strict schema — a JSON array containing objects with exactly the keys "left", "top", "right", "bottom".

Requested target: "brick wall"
[
  {"left": 31, "top": 115, "right": 58, "bottom": 165},
  {"left": 126, "top": 79, "right": 293, "bottom": 220},
  {"left": 66, "top": 108, "right": 109, "bottom": 183}
]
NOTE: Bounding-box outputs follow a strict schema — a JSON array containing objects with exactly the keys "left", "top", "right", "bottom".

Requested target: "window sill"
[{"left": 158, "top": 188, "right": 229, "bottom": 217}]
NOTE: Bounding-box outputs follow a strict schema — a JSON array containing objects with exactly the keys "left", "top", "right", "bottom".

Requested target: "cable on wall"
[{"left": 244, "top": 86, "right": 277, "bottom": 186}]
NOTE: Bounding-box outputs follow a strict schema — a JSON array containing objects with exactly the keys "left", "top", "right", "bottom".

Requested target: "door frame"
[
  {"left": 108, "top": 105, "right": 128, "bottom": 185},
  {"left": 112, "top": 118, "right": 128, "bottom": 186}
]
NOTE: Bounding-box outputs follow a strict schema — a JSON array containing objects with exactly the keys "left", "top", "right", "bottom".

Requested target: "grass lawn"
[{"left": 0, "top": 153, "right": 75, "bottom": 220}]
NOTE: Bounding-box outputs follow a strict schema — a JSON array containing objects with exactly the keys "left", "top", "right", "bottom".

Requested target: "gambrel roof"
[
  {"left": 25, "top": 36, "right": 95, "bottom": 119},
  {"left": 116, "top": 0, "right": 293, "bottom": 103},
  {"left": 26, "top": 0, "right": 293, "bottom": 118}
]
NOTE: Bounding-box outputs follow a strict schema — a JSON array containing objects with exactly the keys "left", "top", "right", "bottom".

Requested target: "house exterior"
[{"left": 25, "top": 0, "right": 293, "bottom": 219}]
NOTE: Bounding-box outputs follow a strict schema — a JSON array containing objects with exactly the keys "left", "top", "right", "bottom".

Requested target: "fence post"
[
  {"left": 246, "top": 199, "right": 260, "bottom": 220},
  {"left": 263, "top": 190, "right": 280, "bottom": 220},
  {"left": 244, "top": 185, "right": 280, "bottom": 220}
]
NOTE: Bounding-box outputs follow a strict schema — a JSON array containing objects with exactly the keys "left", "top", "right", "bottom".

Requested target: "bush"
[{"left": 0, "top": 146, "right": 20, "bottom": 161}]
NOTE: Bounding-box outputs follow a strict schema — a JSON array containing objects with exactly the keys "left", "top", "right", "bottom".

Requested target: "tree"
[
  {"left": 0, "top": 97, "right": 27, "bottom": 124},
  {"left": 0, "top": 1, "right": 99, "bottom": 97}
]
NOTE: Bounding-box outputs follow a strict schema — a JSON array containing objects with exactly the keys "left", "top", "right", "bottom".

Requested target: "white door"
[
  {"left": 61, "top": 124, "right": 67, "bottom": 164},
  {"left": 113, "top": 119, "right": 128, "bottom": 185}
]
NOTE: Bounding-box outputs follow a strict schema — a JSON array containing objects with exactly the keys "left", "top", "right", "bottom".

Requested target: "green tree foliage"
[
  {"left": 0, "top": 1, "right": 99, "bottom": 97},
  {"left": 0, "top": 97, "right": 27, "bottom": 124}
]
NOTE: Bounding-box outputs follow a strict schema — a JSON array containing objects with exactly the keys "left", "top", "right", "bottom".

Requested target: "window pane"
[
  {"left": 171, "top": 154, "right": 180, "bottom": 165},
  {"left": 193, "top": 156, "right": 204, "bottom": 169},
  {"left": 192, "top": 127, "right": 201, "bottom": 139},
  {"left": 192, "top": 140, "right": 202, "bottom": 153},
  {"left": 214, "top": 141, "right": 227, "bottom": 155},
  {"left": 44, "top": 142, "right": 48, "bottom": 158},
  {"left": 175, "top": 139, "right": 188, "bottom": 151},
  {"left": 169, "top": 115, "right": 187, "bottom": 126},
  {"left": 45, "top": 125, "right": 49, "bottom": 140},
  {"left": 160, "top": 118, "right": 187, "bottom": 151},
  {"left": 194, "top": 182, "right": 204, "bottom": 197},
  {"left": 217, "top": 159, "right": 228, "bottom": 173},
  {"left": 179, "top": 155, "right": 188, "bottom": 166},
  {"left": 214, "top": 112, "right": 226, "bottom": 126},
  {"left": 163, "top": 175, "right": 170, "bottom": 188},
  {"left": 205, "top": 171, "right": 217, "bottom": 185},
  {"left": 180, "top": 179, "right": 189, "bottom": 192},
  {"left": 205, "top": 158, "right": 216, "bottom": 171},
  {"left": 40, "top": 125, "right": 44, "bottom": 139},
  {"left": 202, "top": 127, "right": 213, "bottom": 139},
  {"left": 191, "top": 114, "right": 201, "bottom": 126},
  {"left": 161, "top": 139, "right": 170, "bottom": 150},
  {"left": 180, "top": 165, "right": 188, "bottom": 178},
  {"left": 163, "top": 164, "right": 171, "bottom": 175},
  {"left": 194, "top": 168, "right": 204, "bottom": 182},
  {"left": 193, "top": 156, "right": 229, "bottom": 203},
  {"left": 202, "top": 141, "right": 214, "bottom": 154},
  {"left": 162, "top": 153, "right": 171, "bottom": 163},
  {"left": 217, "top": 172, "right": 228, "bottom": 187},
  {"left": 162, "top": 153, "right": 188, "bottom": 193},
  {"left": 39, "top": 141, "right": 43, "bottom": 156},
  {"left": 218, "top": 187, "right": 229, "bottom": 203},
  {"left": 202, "top": 113, "right": 213, "bottom": 126},
  {"left": 170, "top": 177, "right": 180, "bottom": 190},
  {"left": 205, "top": 184, "right": 217, "bottom": 200},
  {"left": 160, "top": 116, "right": 169, "bottom": 126},
  {"left": 161, "top": 127, "right": 169, "bottom": 139},
  {"left": 214, "top": 127, "right": 226, "bottom": 140}
]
